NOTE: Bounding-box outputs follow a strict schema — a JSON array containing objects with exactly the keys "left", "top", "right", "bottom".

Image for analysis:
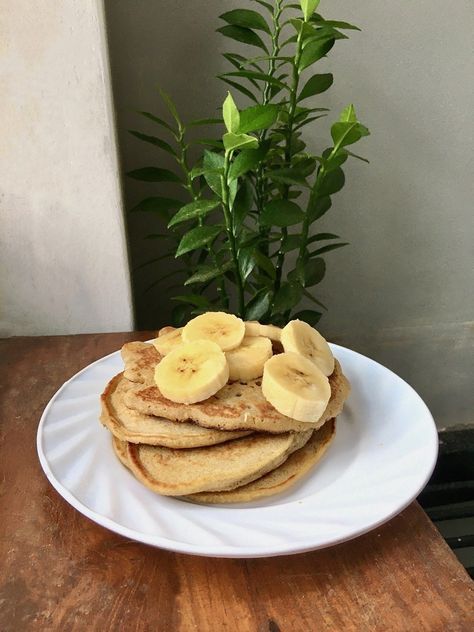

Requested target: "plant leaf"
[
  {"left": 189, "top": 164, "right": 222, "bottom": 181},
  {"left": 223, "top": 51, "right": 265, "bottom": 75},
  {"left": 222, "top": 71, "right": 287, "bottom": 90},
  {"left": 246, "top": 289, "right": 272, "bottom": 320},
  {"left": 300, "top": 0, "right": 320, "bottom": 22},
  {"left": 223, "top": 132, "right": 258, "bottom": 152},
  {"left": 251, "top": 0, "right": 273, "bottom": 13},
  {"left": 139, "top": 111, "right": 175, "bottom": 134},
  {"left": 281, "top": 234, "right": 302, "bottom": 253},
  {"left": 158, "top": 88, "right": 181, "bottom": 126},
  {"left": 307, "top": 232, "right": 340, "bottom": 244},
  {"left": 195, "top": 138, "right": 224, "bottom": 149},
  {"left": 294, "top": 156, "right": 317, "bottom": 177},
  {"left": 128, "top": 131, "right": 176, "bottom": 156},
  {"left": 219, "top": 77, "right": 259, "bottom": 103},
  {"left": 171, "top": 303, "right": 190, "bottom": 326},
  {"left": 331, "top": 121, "right": 370, "bottom": 149},
  {"left": 253, "top": 250, "right": 276, "bottom": 279},
  {"left": 130, "top": 197, "right": 182, "bottom": 216},
  {"left": 268, "top": 168, "right": 309, "bottom": 186},
  {"left": 293, "top": 309, "right": 322, "bottom": 325},
  {"left": 220, "top": 9, "right": 271, "bottom": 34},
  {"left": 308, "top": 195, "right": 331, "bottom": 221},
  {"left": 288, "top": 261, "right": 305, "bottom": 286},
  {"left": 304, "top": 257, "right": 326, "bottom": 286},
  {"left": 223, "top": 92, "right": 240, "bottom": 134},
  {"left": 298, "top": 73, "right": 333, "bottom": 101},
  {"left": 294, "top": 114, "right": 327, "bottom": 132},
  {"left": 322, "top": 148, "right": 348, "bottom": 171},
  {"left": 233, "top": 180, "right": 253, "bottom": 231},
  {"left": 134, "top": 252, "right": 175, "bottom": 271},
  {"left": 345, "top": 149, "right": 370, "bottom": 163},
  {"left": 203, "top": 151, "right": 224, "bottom": 197},
  {"left": 261, "top": 199, "right": 305, "bottom": 227},
  {"left": 168, "top": 199, "right": 220, "bottom": 228},
  {"left": 340, "top": 103, "right": 357, "bottom": 122},
  {"left": 309, "top": 242, "right": 349, "bottom": 256},
  {"left": 126, "top": 167, "right": 182, "bottom": 183},
  {"left": 238, "top": 246, "right": 256, "bottom": 281},
  {"left": 176, "top": 226, "right": 221, "bottom": 257},
  {"left": 298, "top": 37, "right": 335, "bottom": 71},
  {"left": 184, "top": 261, "right": 233, "bottom": 285},
  {"left": 217, "top": 25, "right": 268, "bottom": 52},
  {"left": 238, "top": 104, "right": 279, "bottom": 133},
  {"left": 229, "top": 147, "right": 262, "bottom": 180},
  {"left": 317, "top": 167, "right": 345, "bottom": 196},
  {"left": 294, "top": 106, "right": 330, "bottom": 123},
  {"left": 273, "top": 283, "right": 303, "bottom": 314},
  {"left": 311, "top": 17, "right": 360, "bottom": 31}
]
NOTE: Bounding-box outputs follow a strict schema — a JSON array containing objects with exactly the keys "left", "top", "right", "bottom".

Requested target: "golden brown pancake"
[
  {"left": 111, "top": 419, "right": 335, "bottom": 502},
  {"left": 121, "top": 341, "right": 350, "bottom": 434},
  {"left": 125, "top": 429, "right": 312, "bottom": 496},
  {"left": 112, "top": 434, "right": 130, "bottom": 468},
  {"left": 100, "top": 373, "right": 252, "bottom": 448},
  {"left": 185, "top": 419, "right": 336, "bottom": 504}
]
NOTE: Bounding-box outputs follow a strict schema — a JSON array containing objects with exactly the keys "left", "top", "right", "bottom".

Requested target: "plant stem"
[
  {"left": 255, "top": 0, "right": 283, "bottom": 255},
  {"left": 272, "top": 22, "right": 305, "bottom": 306},
  {"left": 296, "top": 141, "right": 339, "bottom": 268},
  {"left": 263, "top": 0, "right": 283, "bottom": 106},
  {"left": 176, "top": 125, "right": 229, "bottom": 309},
  {"left": 221, "top": 151, "right": 245, "bottom": 317}
]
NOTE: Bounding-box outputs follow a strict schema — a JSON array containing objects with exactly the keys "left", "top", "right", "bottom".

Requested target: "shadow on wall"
[{"left": 104, "top": 0, "right": 235, "bottom": 330}]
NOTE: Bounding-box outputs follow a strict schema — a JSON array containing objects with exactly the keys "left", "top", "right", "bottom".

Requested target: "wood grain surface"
[{"left": 0, "top": 333, "right": 472, "bottom": 632}]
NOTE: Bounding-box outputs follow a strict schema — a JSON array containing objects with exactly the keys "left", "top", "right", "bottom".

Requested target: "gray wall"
[{"left": 104, "top": 0, "right": 474, "bottom": 429}]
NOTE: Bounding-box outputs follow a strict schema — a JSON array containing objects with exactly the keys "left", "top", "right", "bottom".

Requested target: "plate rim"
[{"left": 36, "top": 343, "right": 439, "bottom": 558}]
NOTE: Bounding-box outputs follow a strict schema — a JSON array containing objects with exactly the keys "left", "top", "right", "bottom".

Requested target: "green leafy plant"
[{"left": 128, "top": 0, "right": 369, "bottom": 326}]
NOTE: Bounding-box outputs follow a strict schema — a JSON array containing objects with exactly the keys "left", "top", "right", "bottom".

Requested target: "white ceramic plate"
[{"left": 37, "top": 343, "right": 438, "bottom": 558}]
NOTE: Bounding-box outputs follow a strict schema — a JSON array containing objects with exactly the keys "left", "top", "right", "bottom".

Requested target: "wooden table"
[{"left": 1, "top": 333, "right": 472, "bottom": 631}]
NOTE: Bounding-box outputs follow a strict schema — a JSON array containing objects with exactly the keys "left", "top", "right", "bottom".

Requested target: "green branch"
[{"left": 221, "top": 151, "right": 246, "bottom": 317}]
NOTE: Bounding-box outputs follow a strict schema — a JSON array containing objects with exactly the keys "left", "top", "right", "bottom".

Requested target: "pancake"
[
  {"left": 185, "top": 419, "right": 336, "bottom": 504},
  {"left": 121, "top": 341, "right": 350, "bottom": 434},
  {"left": 122, "top": 341, "right": 160, "bottom": 384},
  {"left": 112, "top": 433, "right": 130, "bottom": 468},
  {"left": 100, "top": 373, "right": 251, "bottom": 448},
  {"left": 125, "top": 429, "right": 313, "bottom": 496},
  {"left": 111, "top": 419, "right": 335, "bottom": 502}
]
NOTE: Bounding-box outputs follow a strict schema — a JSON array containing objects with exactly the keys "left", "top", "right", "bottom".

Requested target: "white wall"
[
  {"left": 105, "top": 1, "right": 473, "bottom": 428},
  {"left": 0, "top": 0, "right": 133, "bottom": 336}
]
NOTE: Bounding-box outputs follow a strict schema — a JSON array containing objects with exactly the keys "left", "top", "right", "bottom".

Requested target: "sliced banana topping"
[
  {"left": 154, "top": 340, "right": 229, "bottom": 404},
  {"left": 151, "top": 327, "right": 183, "bottom": 356},
  {"left": 226, "top": 336, "right": 273, "bottom": 382},
  {"left": 262, "top": 352, "right": 330, "bottom": 422},
  {"left": 245, "top": 320, "right": 282, "bottom": 341},
  {"left": 182, "top": 312, "right": 245, "bottom": 351},
  {"left": 280, "top": 319, "right": 334, "bottom": 376}
]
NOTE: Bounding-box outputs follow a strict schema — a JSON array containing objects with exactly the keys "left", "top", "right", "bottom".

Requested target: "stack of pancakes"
[{"left": 100, "top": 329, "right": 350, "bottom": 504}]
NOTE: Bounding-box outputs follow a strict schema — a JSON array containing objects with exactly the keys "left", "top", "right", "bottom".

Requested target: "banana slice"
[
  {"left": 262, "top": 352, "right": 330, "bottom": 422},
  {"left": 182, "top": 312, "right": 245, "bottom": 351},
  {"left": 280, "top": 319, "right": 334, "bottom": 376},
  {"left": 245, "top": 321, "right": 282, "bottom": 341},
  {"left": 154, "top": 340, "right": 229, "bottom": 404},
  {"left": 226, "top": 336, "right": 273, "bottom": 382},
  {"left": 151, "top": 327, "right": 183, "bottom": 356}
]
